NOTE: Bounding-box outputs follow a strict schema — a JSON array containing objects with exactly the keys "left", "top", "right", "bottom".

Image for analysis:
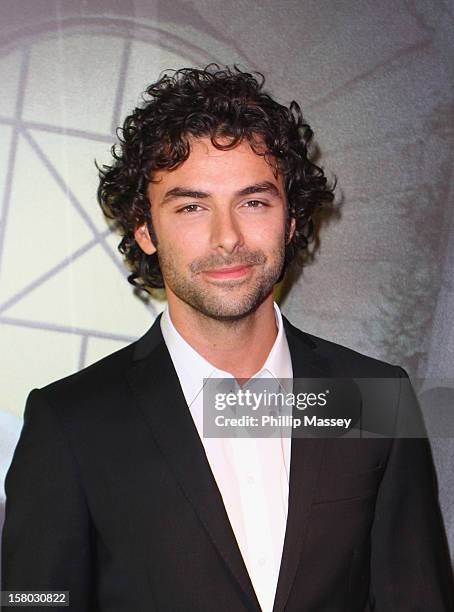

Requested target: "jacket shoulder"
[
  {"left": 283, "top": 316, "right": 404, "bottom": 378},
  {"left": 32, "top": 315, "right": 164, "bottom": 424},
  {"left": 42, "top": 340, "right": 136, "bottom": 397},
  {"left": 38, "top": 313, "right": 164, "bottom": 401}
]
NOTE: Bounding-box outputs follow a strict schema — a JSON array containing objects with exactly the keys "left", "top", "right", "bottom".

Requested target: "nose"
[{"left": 210, "top": 208, "right": 244, "bottom": 254}]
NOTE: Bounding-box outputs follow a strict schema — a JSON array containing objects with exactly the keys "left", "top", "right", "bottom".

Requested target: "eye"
[
  {"left": 243, "top": 200, "right": 267, "bottom": 209},
  {"left": 177, "top": 204, "right": 203, "bottom": 213}
]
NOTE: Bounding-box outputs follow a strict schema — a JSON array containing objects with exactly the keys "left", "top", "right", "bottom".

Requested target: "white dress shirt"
[{"left": 160, "top": 303, "right": 293, "bottom": 612}]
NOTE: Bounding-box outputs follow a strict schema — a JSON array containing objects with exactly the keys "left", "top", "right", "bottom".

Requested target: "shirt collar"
[{"left": 160, "top": 302, "right": 293, "bottom": 407}]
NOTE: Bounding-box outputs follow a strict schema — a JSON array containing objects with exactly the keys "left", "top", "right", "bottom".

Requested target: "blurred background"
[{"left": 0, "top": 0, "right": 453, "bottom": 572}]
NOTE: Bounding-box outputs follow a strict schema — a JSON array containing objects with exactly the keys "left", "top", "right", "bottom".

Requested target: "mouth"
[{"left": 202, "top": 265, "right": 253, "bottom": 280}]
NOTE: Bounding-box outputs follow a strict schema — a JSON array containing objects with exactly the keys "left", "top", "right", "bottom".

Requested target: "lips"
[{"left": 203, "top": 265, "right": 252, "bottom": 280}]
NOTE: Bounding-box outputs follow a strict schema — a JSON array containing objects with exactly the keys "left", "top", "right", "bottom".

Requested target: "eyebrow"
[{"left": 160, "top": 181, "right": 281, "bottom": 205}]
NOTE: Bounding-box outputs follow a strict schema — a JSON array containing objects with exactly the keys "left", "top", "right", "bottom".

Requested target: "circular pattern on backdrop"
[{"left": 0, "top": 14, "right": 246, "bottom": 421}]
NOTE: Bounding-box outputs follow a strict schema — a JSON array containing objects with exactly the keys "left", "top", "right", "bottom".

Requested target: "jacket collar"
[
  {"left": 133, "top": 311, "right": 325, "bottom": 365},
  {"left": 128, "top": 312, "right": 328, "bottom": 612}
]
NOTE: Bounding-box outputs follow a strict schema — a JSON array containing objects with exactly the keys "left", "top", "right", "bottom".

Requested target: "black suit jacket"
[{"left": 2, "top": 315, "right": 453, "bottom": 611}]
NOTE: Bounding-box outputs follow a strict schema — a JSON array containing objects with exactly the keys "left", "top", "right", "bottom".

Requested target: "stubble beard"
[{"left": 157, "top": 243, "right": 286, "bottom": 322}]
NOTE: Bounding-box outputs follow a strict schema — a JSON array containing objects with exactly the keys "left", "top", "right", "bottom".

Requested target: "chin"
[{"left": 190, "top": 292, "right": 271, "bottom": 322}]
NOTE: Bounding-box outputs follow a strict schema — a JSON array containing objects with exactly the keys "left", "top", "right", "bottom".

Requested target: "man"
[{"left": 2, "top": 66, "right": 453, "bottom": 611}]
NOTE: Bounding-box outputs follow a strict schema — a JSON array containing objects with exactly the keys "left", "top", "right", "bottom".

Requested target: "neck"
[{"left": 167, "top": 295, "right": 278, "bottom": 380}]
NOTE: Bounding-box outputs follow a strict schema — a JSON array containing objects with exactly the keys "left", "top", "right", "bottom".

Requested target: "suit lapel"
[
  {"left": 125, "top": 314, "right": 261, "bottom": 611},
  {"left": 272, "top": 317, "right": 329, "bottom": 612},
  {"left": 126, "top": 313, "right": 329, "bottom": 612}
]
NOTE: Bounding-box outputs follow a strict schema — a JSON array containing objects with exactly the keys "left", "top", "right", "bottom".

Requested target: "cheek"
[
  {"left": 247, "top": 219, "right": 286, "bottom": 249},
  {"left": 158, "top": 220, "right": 207, "bottom": 263}
]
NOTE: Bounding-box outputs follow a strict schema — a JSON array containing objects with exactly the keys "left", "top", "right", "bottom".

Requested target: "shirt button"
[
  {"left": 247, "top": 475, "right": 255, "bottom": 485},
  {"left": 258, "top": 557, "right": 267, "bottom": 566}
]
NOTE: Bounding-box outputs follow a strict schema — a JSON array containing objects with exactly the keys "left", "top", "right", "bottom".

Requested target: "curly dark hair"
[{"left": 97, "top": 64, "right": 335, "bottom": 291}]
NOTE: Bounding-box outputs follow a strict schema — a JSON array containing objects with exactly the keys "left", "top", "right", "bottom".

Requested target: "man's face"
[{"left": 135, "top": 136, "right": 294, "bottom": 321}]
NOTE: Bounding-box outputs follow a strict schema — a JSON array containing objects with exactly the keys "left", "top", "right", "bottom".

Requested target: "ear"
[
  {"left": 286, "top": 216, "right": 296, "bottom": 244},
  {"left": 134, "top": 222, "right": 157, "bottom": 255}
]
